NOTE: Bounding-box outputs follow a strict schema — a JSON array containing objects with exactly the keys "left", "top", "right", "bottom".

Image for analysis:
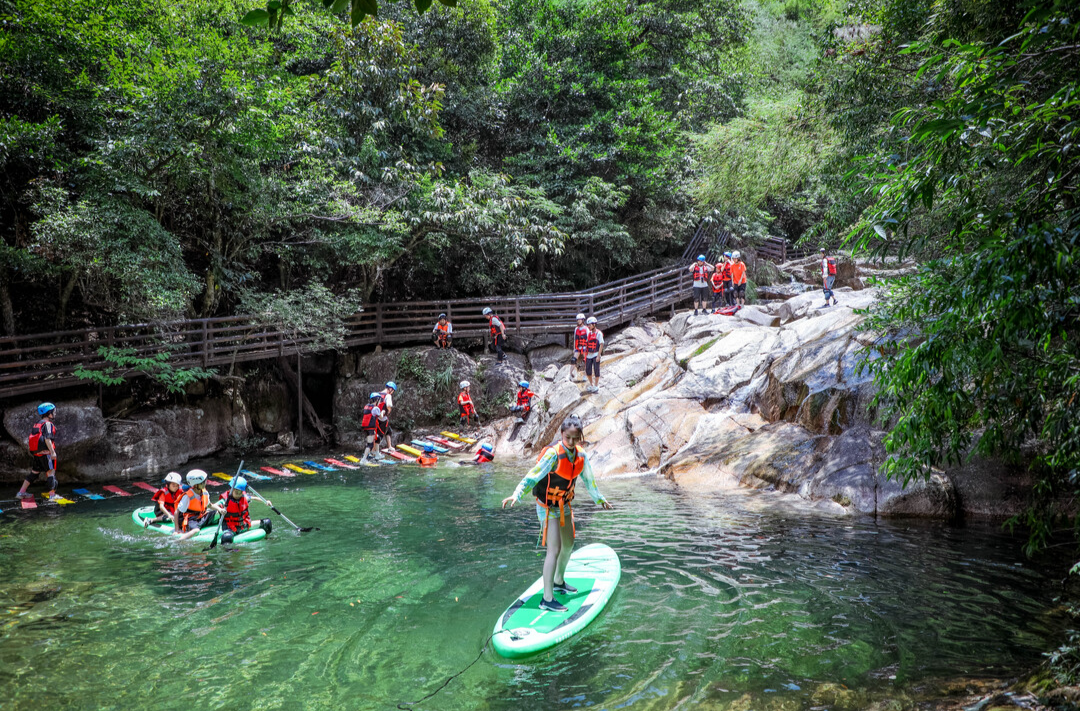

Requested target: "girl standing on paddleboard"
[{"left": 502, "top": 415, "right": 612, "bottom": 612}]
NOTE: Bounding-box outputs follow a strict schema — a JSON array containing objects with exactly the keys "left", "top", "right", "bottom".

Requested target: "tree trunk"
[
  {"left": 277, "top": 356, "right": 328, "bottom": 441},
  {"left": 55, "top": 271, "right": 79, "bottom": 330},
  {"left": 0, "top": 266, "right": 15, "bottom": 336}
]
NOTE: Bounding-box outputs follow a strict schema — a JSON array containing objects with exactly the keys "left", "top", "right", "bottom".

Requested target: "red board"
[
  {"left": 428, "top": 437, "right": 463, "bottom": 449},
  {"left": 20, "top": 497, "right": 37, "bottom": 509},
  {"left": 382, "top": 448, "right": 409, "bottom": 461},
  {"left": 325, "top": 458, "right": 359, "bottom": 470},
  {"left": 103, "top": 485, "right": 131, "bottom": 496},
  {"left": 205, "top": 480, "right": 224, "bottom": 487},
  {"left": 261, "top": 466, "right": 294, "bottom": 477},
  {"left": 132, "top": 482, "right": 158, "bottom": 493}
]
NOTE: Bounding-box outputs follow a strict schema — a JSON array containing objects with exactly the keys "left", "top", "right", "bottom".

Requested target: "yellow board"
[
  {"left": 42, "top": 494, "right": 75, "bottom": 505},
  {"left": 285, "top": 463, "right": 317, "bottom": 474},
  {"left": 441, "top": 431, "right": 477, "bottom": 444},
  {"left": 397, "top": 444, "right": 423, "bottom": 457},
  {"left": 212, "top": 472, "right": 233, "bottom": 481},
  {"left": 344, "top": 455, "right": 362, "bottom": 463}
]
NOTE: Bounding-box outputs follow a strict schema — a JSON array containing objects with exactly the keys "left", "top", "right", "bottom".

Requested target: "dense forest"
[{"left": 3, "top": 0, "right": 1079, "bottom": 547}]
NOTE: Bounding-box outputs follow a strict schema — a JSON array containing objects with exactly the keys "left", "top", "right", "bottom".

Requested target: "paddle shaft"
[
  {"left": 246, "top": 485, "right": 313, "bottom": 532},
  {"left": 205, "top": 460, "right": 243, "bottom": 551}
]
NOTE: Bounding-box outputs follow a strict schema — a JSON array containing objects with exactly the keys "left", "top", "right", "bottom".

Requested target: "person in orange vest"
[
  {"left": 510, "top": 380, "right": 536, "bottom": 422},
  {"left": 720, "top": 251, "right": 734, "bottom": 307},
  {"left": 144, "top": 472, "right": 185, "bottom": 527},
  {"left": 730, "top": 250, "right": 748, "bottom": 308},
  {"left": 17, "top": 402, "right": 60, "bottom": 502},
  {"left": 432, "top": 313, "right": 453, "bottom": 349},
  {"left": 571, "top": 313, "right": 589, "bottom": 383},
  {"left": 417, "top": 443, "right": 439, "bottom": 468},
  {"left": 687, "top": 254, "right": 714, "bottom": 316},
  {"left": 173, "top": 470, "right": 226, "bottom": 541},
  {"left": 583, "top": 317, "right": 604, "bottom": 393},
  {"left": 501, "top": 415, "right": 612, "bottom": 612},
  {"left": 216, "top": 477, "right": 273, "bottom": 544},
  {"left": 482, "top": 307, "right": 507, "bottom": 361},
  {"left": 359, "top": 392, "right": 389, "bottom": 463},
  {"left": 820, "top": 247, "right": 839, "bottom": 307},
  {"left": 709, "top": 263, "right": 725, "bottom": 312},
  {"left": 458, "top": 380, "right": 479, "bottom": 427}
]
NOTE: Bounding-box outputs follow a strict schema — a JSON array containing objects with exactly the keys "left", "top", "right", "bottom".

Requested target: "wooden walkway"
[{"left": 0, "top": 227, "right": 733, "bottom": 399}]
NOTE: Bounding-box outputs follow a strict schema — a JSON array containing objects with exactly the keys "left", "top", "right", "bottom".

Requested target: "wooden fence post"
[
  {"left": 376, "top": 304, "right": 384, "bottom": 343},
  {"left": 619, "top": 286, "right": 626, "bottom": 323},
  {"left": 201, "top": 321, "right": 209, "bottom": 367},
  {"left": 514, "top": 299, "right": 521, "bottom": 332}
]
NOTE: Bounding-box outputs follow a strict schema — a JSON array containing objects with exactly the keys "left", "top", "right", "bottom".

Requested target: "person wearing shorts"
[
  {"left": 687, "top": 255, "right": 713, "bottom": 316},
  {"left": 730, "top": 250, "right": 748, "bottom": 307},
  {"left": 820, "top": 247, "right": 838, "bottom": 306},
  {"left": 583, "top": 317, "right": 604, "bottom": 393},
  {"left": 17, "top": 403, "right": 59, "bottom": 502},
  {"left": 571, "top": 314, "right": 589, "bottom": 382}
]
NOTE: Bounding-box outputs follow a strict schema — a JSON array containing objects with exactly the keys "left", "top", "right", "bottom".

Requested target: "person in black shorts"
[{"left": 17, "top": 403, "right": 59, "bottom": 502}]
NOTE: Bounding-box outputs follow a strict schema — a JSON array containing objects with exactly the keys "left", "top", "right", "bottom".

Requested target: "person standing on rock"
[
  {"left": 720, "top": 252, "right": 735, "bottom": 307},
  {"left": 501, "top": 415, "right": 612, "bottom": 613},
  {"left": 730, "top": 251, "right": 747, "bottom": 309},
  {"left": 572, "top": 313, "right": 589, "bottom": 383},
  {"left": 709, "top": 261, "right": 725, "bottom": 312},
  {"left": 688, "top": 255, "right": 713, "bottom": 316},
  {"left": 432, "top": 313, "right": 453, "bottom": 349},
  {"left": 820, "top": 247, "right": 838, "bottom": 307},
  {"left": 483, "top": 307, "right": 507, "bottom": 361},
  {"left": 16, "top": 402, "right": 60, "bottom": 503},
  {"left": 360, "top": 392, "right": 388, "bottom": 463},
  {"left": 458, "top": 380, "right": 479, "bottom": 427},
  {"left": 584, "top": 317, "right": 604, "bottom": 393}
]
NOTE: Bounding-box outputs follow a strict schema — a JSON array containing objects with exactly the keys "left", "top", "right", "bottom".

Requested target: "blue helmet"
[
  {"left": 697, "top": 255, "right": 706, "bottom": 261},
  {"left": 369, "top": 392, "right": 382, "bottom": 400},
  {"left": 480, "top": 443, "right": 493, "bottom": 453},
  {"left": 519, "top": 380, "right": 529, "bottom": 388},
  {"left": 423, "top": 443, "right": 434, "bottom": 453},
  {"left": 232, "top": 476, "right": 248, "bottom": 491},
  {"left": 724, "top": 251, "right": 732, "bottom": 258},
  {"left": 385, "top": 381, "right": 397, "bottom": 391},
  {"left": 37, "top": 402, "right": 55, "bottom": 416}
]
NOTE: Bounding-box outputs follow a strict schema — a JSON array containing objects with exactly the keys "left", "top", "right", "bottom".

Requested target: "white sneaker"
[{"left": 15, "top": 491, "right": 33, "bottom": 499}]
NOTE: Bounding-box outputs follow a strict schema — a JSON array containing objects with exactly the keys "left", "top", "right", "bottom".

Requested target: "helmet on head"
[
  {"left": 186, "top": 470, "right": 207, "bottom": 486},
  {"left": 165, "top": 472, "right": 182, "bottom": 485},
  {"left": 576, "top": 313, "right": 586, "bottom": 321},
  {"left": 369, "top": 392, "right": 382, "bottom": 400},
  {"left": 423, "top": 444, "right": 434, "bottom": 453},
  {"left": 37, "top": 402, "right": 55, "bottom": 416},
  {"left": 482, "top": 307, "right": 492, "bottom": 315},
  {"left": 697, "top": 255, "right": 706, "bottom": 261},
  {"left": 732, "top": 251, "right": 741, "bottom": 259},
  {"left": 586, "top": 317, "right": 597, "bottom": 325},
  {"left": 233, "top": 476, "right": 248, "bottom": 491},
  {"left": 724, "top": 251, "right": 732, "bottom": 258},
  {"left": 460, "top": 380, "right": 470, "bottom": 389},
  {"left": 820, "top": 247, "right": 827, "bottom": 253},
  {"left": 385, "top": 381, "right": 397, "bottom": 391},
  {"left": 518, "top": 380, "right": 529, "bottom": 388},
  {"left": 438, "top": 313, "right": 447, "bottom": 320},
  {"left": 480, "top": 443, "right": 493, "bottom": 453},
  {"left": 561, "top": 415, "right": 584, "bottom": 433}
]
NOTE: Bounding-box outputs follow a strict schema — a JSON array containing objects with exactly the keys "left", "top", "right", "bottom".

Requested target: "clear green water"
[{"left": 0, "top": 463, "right": 1064, "bottom": 711}]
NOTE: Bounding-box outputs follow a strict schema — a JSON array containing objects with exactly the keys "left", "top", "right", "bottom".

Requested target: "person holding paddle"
[
  {"left": 216, "top": 477, "right": 273, "bottom": 544},
  {"left": 502, "top": 415, "right": 612, "bottom": 612}
]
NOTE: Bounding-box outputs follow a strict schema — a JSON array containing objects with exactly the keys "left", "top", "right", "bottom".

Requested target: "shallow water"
[{"left": 0, "top": 461, "right": 1065, "bottom": 711}]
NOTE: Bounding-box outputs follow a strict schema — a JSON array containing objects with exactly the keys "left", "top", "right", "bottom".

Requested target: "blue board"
[
  {"left": 303, "top": 461, "right": 337, "bottom": 471},
  {"left": 240, "top": 470, "right": 272, "bottom": 481},
  {"left": 412, "top": 439, "right": 449, "bottom": 453},
  {"left": 73, "top": 488, "right": 105, "bottom": 500}
]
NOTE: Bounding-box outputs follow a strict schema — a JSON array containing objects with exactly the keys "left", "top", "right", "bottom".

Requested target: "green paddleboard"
[
  {"left": 131, "top": 506, "right": 268, "bottom": 544},
  {"left": 492, "top": 543, "right": 620, "bottom": 658}
]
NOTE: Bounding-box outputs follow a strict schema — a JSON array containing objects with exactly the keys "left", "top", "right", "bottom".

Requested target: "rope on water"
[{"left": 396, "top": 632, "right": 501, "bottom": 709}]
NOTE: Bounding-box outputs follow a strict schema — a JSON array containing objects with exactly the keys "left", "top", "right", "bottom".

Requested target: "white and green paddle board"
[{"left": 492, "top": 543, "right": 620, "bottom": 658}]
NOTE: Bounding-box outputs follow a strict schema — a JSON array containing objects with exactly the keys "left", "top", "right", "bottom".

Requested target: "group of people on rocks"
[{"left": 688, "top": 251, "right": 748, "bottom": 316}]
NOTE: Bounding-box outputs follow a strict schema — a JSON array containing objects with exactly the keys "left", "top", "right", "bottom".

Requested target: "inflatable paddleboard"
[
  {"left": 131, "top": 506, "right": 268, "bottom": 543},
  {"left": 492, "top": 543, "right": 620, "bottom": 658}
]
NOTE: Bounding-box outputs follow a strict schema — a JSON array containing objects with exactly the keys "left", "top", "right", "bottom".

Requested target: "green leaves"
[{"left": 239, "top": 9, "right": 269, "bottom": 26}]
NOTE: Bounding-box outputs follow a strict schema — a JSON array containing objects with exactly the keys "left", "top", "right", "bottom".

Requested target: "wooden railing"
[
  {"left": 0, "top": 230, "right": 731, "bottom": 399},
  {"left": 758, "top": 236, "right": 787, "bottom": 263}
]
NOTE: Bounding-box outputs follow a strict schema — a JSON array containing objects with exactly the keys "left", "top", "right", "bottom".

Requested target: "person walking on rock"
[
  {"left": 583, "top": 317, "right": 604, "bottom": 393},
  {"left": 688, "top": 255, "right": 713, "bottom": 316},
  {"left": 571, "top": 313, "right": 589, "bottom": 383},
  {"left": 820, "top": 247, "right": 838, "bottom": 307},
  {"left": 16, "top": 402, "right": 59, "bottom": 502},
  {"left": 483, "top": 307, "right": 507, "bottom": 361},
  {"left": 730, "top": 251, "right": 747, "bottom": 308},
  {"left": 432, "top": 313, "right": 453, "bottom": 349}
]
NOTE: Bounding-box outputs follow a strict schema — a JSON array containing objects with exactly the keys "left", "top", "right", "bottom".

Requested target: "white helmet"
[
  {"left": 586, "top": 317, "right": 597, "bottom": 325},
  {"left": 576, "top": 313, "right": 585, "bottom": 321},
  {"left": 165, "top": 472, "right": 182, "bottom": 485},
  {"left": 732, "top": 250, "right": 741, "bottom": 259},
  {"left": 482, "top": 307, "right": 492, "bottom": 315},
  {"left": 186, "top": 469, "right": 208, "bottom": 486},
  {"left": 460, "top": 380, "right": 470, "bottom": 389}
]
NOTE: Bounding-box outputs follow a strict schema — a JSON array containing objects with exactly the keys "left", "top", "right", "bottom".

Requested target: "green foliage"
[
  {"left": 74, "top": 346, "right": 216, "bottom": 393},
  {"left": 240, "top": 283, "right": 363, "bottom": 352}
]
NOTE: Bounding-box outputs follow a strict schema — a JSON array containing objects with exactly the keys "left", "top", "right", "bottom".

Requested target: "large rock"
[
  {"left": 245, "top": 379, "right": 294, "bottom": 434},
  {"left": 134, "top": 394, "right": 252, "bottom": 460},
  {"left": 527, "top": 344, "right": 573, "bottom": 373},
  {"left": 1, "top": 399, "right": 107, "bottom": 479}
]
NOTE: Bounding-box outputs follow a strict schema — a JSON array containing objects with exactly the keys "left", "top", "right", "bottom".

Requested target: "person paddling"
[
  {"left": 145, "top": 472, "right": 185, "bottom": 527},
  {"left": 16, "top": 402, "right": 60, "bottom": 502},
  {"left": 217, "top": 477, "right": 273, "bottom": 544},
  {"left": 458, "top": 380, "right": 479, "bottom": 427},
  {"left": 173, "top": 470, "right": 225, "bottom": 541},
  {"left": 502, "top": 416, "right": 612, "bottom": 612}
]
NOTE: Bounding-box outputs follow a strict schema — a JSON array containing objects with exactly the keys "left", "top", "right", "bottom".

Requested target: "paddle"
[
  {"left": 246, "top": 484, "right": 317, "bottom": 533},
  {"left": 204, "top": 460, "right": 243, "bottom": 551}
]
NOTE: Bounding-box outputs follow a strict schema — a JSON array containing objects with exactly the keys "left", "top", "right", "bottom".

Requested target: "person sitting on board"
[
  {"left": 432, "top": 313, "right": 453, "bottom": 349},
  {"left": 217, "top": 477, "right": 272, "bottom": 543},
  {"left": 145, "top": 472, "right": 185, "bottom": 527},
  {"left": 571, "top": 313, "right": 589, "bottom": 383},
  {"left": 730, "top": 250, "right": 748, "bottom": 308},
  {"left": 458, "top": 380, "right": 479, "bottom": 427},
  {"left": 509, "top": 380, "right": 536, "bottom": 423},
  {"left": 173, "top": 470, "right": 225, "bottom": 540},
  {"left": 417, "top": 443, "right": 439, "bottom": 468},
  {"left": 16, "top": 402, "right": 60, "bottom": 502},
  {"left": 360, "top": 392, "right": 388, "bottom": 463},
  {"left": 502, "top": 415, "right": 612, "bottom": 612}
]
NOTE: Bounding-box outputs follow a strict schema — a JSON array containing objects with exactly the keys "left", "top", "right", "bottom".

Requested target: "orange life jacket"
[
  {"left": 418, "top": 455, "right": 438, "bottom": 468},
  {"left": 28, "top": 419, "right": 54, "bottom": 456},
  {"left": 585, "top": 329, "right": 601, "bottom": 354},
  {"left": 488, "top": 315, "right": 503, "bottom": 337},
  {"left": 152, "top": 485, "right": 184, "bottom": 515},
  {"left": 691, "top": 263, "right": 710, "bottom": 281},
  {"left": 178, "top": 488, "right": 210, "bottom": 531},
  {"left": 458, "top": 391, "right": 475, "bottom": 414},
  {"left": 475, "top": 449, "right": 494, "bottom": 463},
  {"left": 573, "top": 325, "right": 589, "bottom": 353},
  {"left": 434, "top": 321, "right": 451, "bottom": 345},
  {"left": 730, "top": 261, "right": 747, "bottom": 285},
  {"left": 720, "top": 262, "right": 732, "bottom": 281},
  {"left": 710, "top": 270, "right": 724, "bottom": 292},
  {"left": 516, "top": 388, "right": 535, "bottom": 411},
  {"left": 219, "top": 491, "right": 250, "bottom": 532},
  {"left": 533, "top": 443, "right": 586, "bottom": 544}
]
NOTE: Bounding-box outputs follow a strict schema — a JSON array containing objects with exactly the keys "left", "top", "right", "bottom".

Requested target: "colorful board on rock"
[{"left": 492, "top": 543, "right": 620, "bottom": 659}]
